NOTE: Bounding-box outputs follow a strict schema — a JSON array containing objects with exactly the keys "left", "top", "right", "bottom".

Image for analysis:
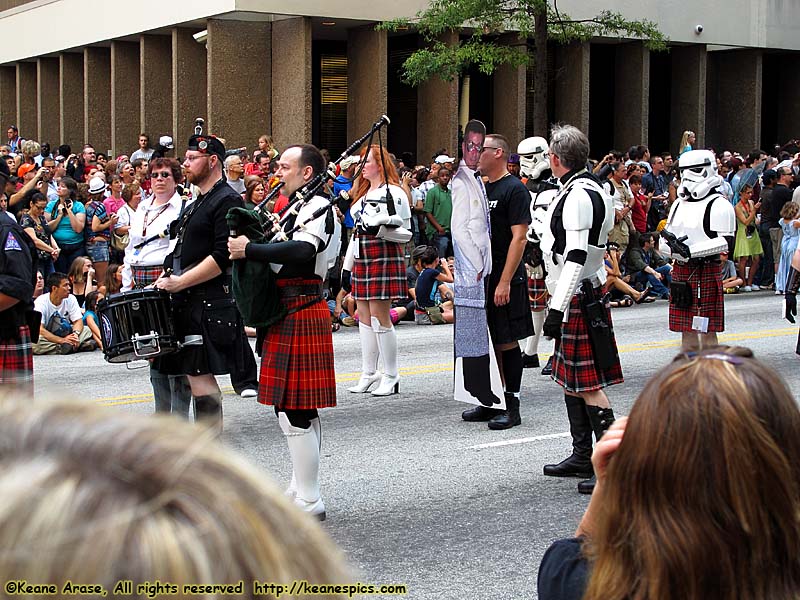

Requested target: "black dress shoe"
[
  {"left": 541, "top": 355, "right": 554, "bottom": 376},
  {"left": 577, "top": 475, "right": 595, "bottom": 495},
  {"left": 462, "top": 405, "right": 500, "bottom": 422},
  {"left": 543, "top": 454, "right": 593, "bottom": 478},
  {"left": 522, "top": 352, "right": 540, "bottom": 368}
]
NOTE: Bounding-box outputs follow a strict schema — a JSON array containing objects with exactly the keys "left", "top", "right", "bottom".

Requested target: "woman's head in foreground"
[
  {"left": 0, "top": 400, "right": 352, "bottom": 598},
  {"left": 585, "top": 346, "right": 800, "bottom": 600}
]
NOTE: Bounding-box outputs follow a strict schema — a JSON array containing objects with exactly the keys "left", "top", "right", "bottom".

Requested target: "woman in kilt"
[
  {"left": 122, "top": 157, "right": 192, "bottom": 416},
  {"left": 347, "top": 145, "right": 412, "bottom": 397}
]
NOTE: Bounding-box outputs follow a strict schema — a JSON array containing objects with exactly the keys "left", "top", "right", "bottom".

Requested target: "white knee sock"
[
  {"left": 372, "top": 316, "right": 398, "bottom": 378},
  {"left": 278, "top": 413, "right": 320, "bottom": 503},
  {"left": 358, "top": 321, "right": 380, "bottom": 375},
  {"left": 525, "top": 310, "right": 546, "bottom": 355}
]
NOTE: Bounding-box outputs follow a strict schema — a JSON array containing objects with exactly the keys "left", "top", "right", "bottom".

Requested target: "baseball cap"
[
  {"left": 187, "top": 134, "right": 225, "bottom": 160},
  {"left": 434, "top": 154, "right": 455, "bottom": 164}
]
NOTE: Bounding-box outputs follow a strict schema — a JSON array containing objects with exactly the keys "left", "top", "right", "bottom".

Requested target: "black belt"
[{"left": 279, "top": 283, "right": 323, "bottom": 298}]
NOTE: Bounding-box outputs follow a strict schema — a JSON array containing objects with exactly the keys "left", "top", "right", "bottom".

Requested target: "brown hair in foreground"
[
  {"left": 584, "top": 345, "right": 800, "bottom": 600},
  {"left": 0, "top": 399, "right": 352, "bottom": 599}
]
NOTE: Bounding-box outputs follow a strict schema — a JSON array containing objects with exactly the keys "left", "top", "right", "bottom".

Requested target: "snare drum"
[{"left": 97, "top": 289, "right": 180, "bottom": 363}]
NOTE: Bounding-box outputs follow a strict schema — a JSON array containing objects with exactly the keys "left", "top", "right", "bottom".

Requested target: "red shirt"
[
  {"left": 272, "top": 193, "right": 290, "bottom": 214},
  {"left": 631, "top": 191, "right": 648, "bottom": 233}
]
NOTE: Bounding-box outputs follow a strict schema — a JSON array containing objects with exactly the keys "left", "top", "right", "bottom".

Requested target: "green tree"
[{"left": 380, "top": 0, "right": 668, "bottom": 135}]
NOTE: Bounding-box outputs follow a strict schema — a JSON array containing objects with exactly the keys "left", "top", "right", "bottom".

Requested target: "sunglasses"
[{"left": 150, "top": 171, "right": 172, "bottom": 179}]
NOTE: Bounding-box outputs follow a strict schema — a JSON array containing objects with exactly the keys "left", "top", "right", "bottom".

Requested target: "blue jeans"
[
  {"left": 431, "top": 232, "right": 452, "bottom": 258},
  {"left": 635, "top": 264, "right": 672, "bottom": 298},
  {"left": 150, "top": 364, "right": 192, "bottom": 416},
  {"left": 54, "top": 240, "right": 85, "bottom": 273}
]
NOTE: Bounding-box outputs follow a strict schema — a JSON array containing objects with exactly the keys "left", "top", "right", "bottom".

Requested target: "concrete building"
[{"left": 0, "top": 0, "right": 797, "bottom": 162}]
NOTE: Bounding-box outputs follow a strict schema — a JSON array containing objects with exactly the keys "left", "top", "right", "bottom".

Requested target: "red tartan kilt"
[
  {"left": 351, "top": 233, "right": 407, "bottom": 300},
  {"left": 528, "top": 275, "right": 549, "bottom": 311},
  {"left": 0, "top": 325, "right": 33, "bottom": 394},
  {"left": 669, "top": 260, "right": 724, "bottom": 333},
  {"left": 552, "top": 294, "right": 623, "bottom": 393},
  {"left": 131, "top": 264, "right": 164, "bottom": 288},
  {"left": 258, "top": 279, "right": 337, "bottom": 410}
]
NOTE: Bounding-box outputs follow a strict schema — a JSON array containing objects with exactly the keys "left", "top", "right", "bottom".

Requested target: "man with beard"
[
  {"left": 228, "top": 144, "right": 339, "bottom": 521},
  {"left": 153, "top": 134, "right": 247, "bottom": 433}
]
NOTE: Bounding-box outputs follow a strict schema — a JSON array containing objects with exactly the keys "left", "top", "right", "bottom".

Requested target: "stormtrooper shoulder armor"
[
  {"left": 561, "top": 181, "right": 597, "bottom": 231},
  {"left": 709, "top": 194, "right": 736, "bottom": 236}
]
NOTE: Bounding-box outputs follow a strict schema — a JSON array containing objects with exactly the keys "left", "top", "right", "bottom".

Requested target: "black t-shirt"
[
  {"left": 168, "top": 178, "right": 243, "bottom": 285},
  {"left": 537, "top": 537, "right": 589, "bottom": 600},
  {"left": 764, "top": 184, "right": 793, "bottom": 228},
  {"left": 485, "top": 173, "right": 531, "bottom": 278}
]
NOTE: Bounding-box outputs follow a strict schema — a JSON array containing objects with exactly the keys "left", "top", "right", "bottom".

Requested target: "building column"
[
  {"left": 670, "top": 45, "right": 707, "bottom": 151},
  {"left": 60, "top": 53, "right": 84, "bottom": 152},
  {"left": 16, "top": 62, "right": 38, "bottom": 141},
  {"left": 272, "top": 17, "right": 312, "bottom": 149},
  {"left": 347, "top": 26, "right": 387, "bottom": 146},
  {"left": 140, "top": 34, "right": 172, "bottom": 143},
  {"left": 707, "top": 48, "right": 762, "bottom": 152},
  {"left": 775, "top": 53, "right": 800, "bottom": 144},
  {"left": 492, "top": 33, "right": 526, "bottom": 145},
  {"left": 614, "top": 42, "right": 650, "bottom": 150},
  {"left": 553, "top": 42, "right": 590, "bottom": 133},
  {"left": 37, "top": 58, "right": 60, "bottom": 147},
  {"left": 111, "top": 41, "right": 140, "bottom": 157},
  {"left": 417, "top": 32, "right": 459, "bottom": 164},
  {"left": 84, "top": 47, "right": 111, "bottom": 155},
  {"left": 206, "top": 19, "right": 271, "bottom": 150},
  {"left": 172, "top": 28, "right": 207, "bottom": 150},
  {"left": 0, "top": 66, "right": 17, "bottom": 137}
]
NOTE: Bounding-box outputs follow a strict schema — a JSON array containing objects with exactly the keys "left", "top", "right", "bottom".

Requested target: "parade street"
[{"left": 34, "top": 291, "right": 798, "bottom": 600}]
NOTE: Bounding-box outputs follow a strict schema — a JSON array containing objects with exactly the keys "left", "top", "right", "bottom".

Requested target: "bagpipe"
[{"left": 225, "top": 115, "right": 391, "bottom": 328}]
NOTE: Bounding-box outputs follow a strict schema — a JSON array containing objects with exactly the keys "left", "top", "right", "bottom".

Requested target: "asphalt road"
[{"left": 31, "top": 290, "right": 799, "bottom": 599}]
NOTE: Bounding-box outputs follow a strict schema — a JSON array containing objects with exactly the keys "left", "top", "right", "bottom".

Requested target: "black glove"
[
  {"left": 785, "top": 292, "right": 797, "bottom": 324},
  {"left": 543, "top": 309, "right": 564, "bottom": 340}
]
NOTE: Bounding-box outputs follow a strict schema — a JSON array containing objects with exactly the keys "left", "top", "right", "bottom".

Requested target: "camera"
[{"left": 695, "top": 24, "right": 704, "bottom": 34}]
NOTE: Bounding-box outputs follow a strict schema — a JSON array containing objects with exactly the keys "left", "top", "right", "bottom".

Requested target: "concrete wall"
[
  {"left": 271, "top": 17, "right": 312, "bottom": 148},
  {"left": 417, "top": 32, "right": 459, "bottom": 164},
  {"left": 111, "top": 41, "right": 140, "bottom": 156},
  {"left": 553, "top": 42, "right": 590, "bottom": 132},
  {"left": 60, "top": 53, "right": 83, "bottom": 151},
  {"left": 492, "top": 34, "right": 526, "bottom": 146},
  {"left": 207, "top": 19, "right": 271, "bottom": 150},
  {"left": 84, "top": 47, "right": 111, "bottom": 155},
  {"left": 140, "top": 34, "right": 172, "bottom": 143},
  {"left": 613, "top": 42, "right": 649, "bottom": 150},
  {"left": 347, "top": 26, "right": 387, "bottom": 147},
  {"left": 0, "top": 66, "right": 15, "bottom": 133},
  {"left": 16, "top": 61, "right": 37, "bottom": 140},
  {"left": 707, "top": 48, "right": 762, "bottom": 152},
  {"left": 670, "top": 45, "right": 707, "bottom": 152},
  {"left": 172, "top": 27, "right": 207, "bottom": 154},
  {"left": 37, "top": 57, "right": 60, "bottom": 147}
]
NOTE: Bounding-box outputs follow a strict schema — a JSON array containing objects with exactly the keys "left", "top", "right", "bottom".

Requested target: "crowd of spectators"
[{"left": 3, "top": 122, "right": 799, "bottom": 356}]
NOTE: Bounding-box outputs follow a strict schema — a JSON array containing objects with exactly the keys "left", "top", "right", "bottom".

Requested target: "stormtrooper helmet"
[
  {"left": 517, "top": 136, "right": 550, "bottom": 180},
  {"left": 359, "top": 187, "right": 403, "bottom": 228},
  {"left": 677, "top": 149, "right": 723, "bottom": 200}
]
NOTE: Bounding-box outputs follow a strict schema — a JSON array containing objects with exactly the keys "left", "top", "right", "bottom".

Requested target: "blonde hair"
[
  {"left": 679, "top": 130, "right": 695, "bottom": 153},
  {"left": 0, "top": 400, "right": 353, "bottom": 597}
]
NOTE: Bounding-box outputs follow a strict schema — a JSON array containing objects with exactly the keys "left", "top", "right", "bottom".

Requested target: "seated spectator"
[
  {"left": 67, "top": 256, "right": 96, "bottom": 308},
  {"left": 626, "top": 232, "right": 672, "bottom": 299},
  {"left": 538, "top": 345, "right": 800, "bottom": 600},
  {"left": 604, "top": 245, "right": 653, "bottom": 306},
  {"left": 32, "top": 272, "right": 96, "bottom": 354},
  {"left": 414, "top": 246, "right": 454, "bottom": 325},
  {"left": 82, "top": 289, "right": 104, "bottom": 348},
  {"left": 0, "top": 400, "right": 353, "bottom": 596},
  {"left": 33, "top": 270, "right": 44, "bottom": 298},
  {"left": 100, "top": 263, "right": 123, "bottom": 296},
  {"left": 720, "top": 250, "right": 743, "bottom": 293}
]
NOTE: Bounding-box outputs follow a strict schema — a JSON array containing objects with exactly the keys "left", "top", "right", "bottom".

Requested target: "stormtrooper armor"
[
  {"left": 540, "top": 172, "right": 615, "bottom": 317},
  {"left": 351, "top": 184, "right": 412, "bottom": 230},
  {"left": 518, "top": 136, "right": 560, "bottom": 243},
  {"left": 660, "top": 150, "right": 736, "bottom": 262}
]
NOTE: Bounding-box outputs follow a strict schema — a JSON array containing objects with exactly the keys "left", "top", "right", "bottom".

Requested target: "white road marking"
[{"left": 469, "top": 432, "right": 571, "bottom": 449}]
